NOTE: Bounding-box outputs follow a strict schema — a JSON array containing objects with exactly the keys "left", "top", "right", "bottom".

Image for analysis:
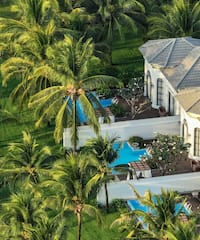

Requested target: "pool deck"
[{"left": 97, "top": 172, "right": 200, "bottom": 204}]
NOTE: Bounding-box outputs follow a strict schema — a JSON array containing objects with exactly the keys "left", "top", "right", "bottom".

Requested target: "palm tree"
[
  {"left": 0, "top": 190, "right": 43, "bottom": 239},
  {"left": 133, "top": 188, "right": 185, "bottom": 234},
  {"left": 28, "top": 35, "right": 120, "bottom": 150},
  {"left": 163, "top": 219, "right": 200, "bottom": 240},
  {"left": 25, "top": 213, "right": 68, "bottom": 240},
  {"left": 0, "top": 189, "right": 66, "bottom": 240},
  {"left": 0, "top": 108, "right": 18, "bottom": 123},
  {"left": 1, "top": 22, "right": 60, "bottom": 107},
  {"left": 0, "top": 131, "right": 56, "bottom": 188},
  {"left": 147, "top": 0, "right": 200, "bottom": 38},
  {"left": 92, "top": 0, "right": 145, "bottom": 63},
  {"left": 85, "top": 135, "right": 120, "bottom": 213},
  {"left": 44, "top": 152, "right": 102, "bottom": 240},
  {"left": 111, "top": 187, "right": 187, "bottom": 239},
  {"left": 59, "top": 3, "right": 95, "bottom": 35},
  {"left": 0, "top": 0, "right": 60, "bottom": 58}
]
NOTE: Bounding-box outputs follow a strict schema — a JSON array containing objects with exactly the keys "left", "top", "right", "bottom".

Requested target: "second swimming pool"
[
  {"left": 127, "top": 198, "right": 190, "bottom": 215},
  {"left": 109, "top": 142, "right": 147, "bottom": 168}
]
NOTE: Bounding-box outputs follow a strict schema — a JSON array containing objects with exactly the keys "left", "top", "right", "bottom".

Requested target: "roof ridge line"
[
  {"left": 182, "top": 37, "right": 195, "bottom": 47},
  {"left": 149, "top": 39, "right": 173, "bottom": 63},
  {"left": 187, "top": 98, "right": 200, "bottom": 112},
  {"left": 164, "top": 39, "right": 176, "bottom": 67},
  {"left": 176, "top": 50, "right": 200, "bottom": 89}
]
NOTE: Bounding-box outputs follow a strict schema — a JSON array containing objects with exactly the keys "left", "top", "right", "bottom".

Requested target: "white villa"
[
  {"left": 63, "top": 37, "right": 200, "bottom": 162},
  {"left": 139, "top": 37, "right": 200, "bottom": 161},
  {"left": 61, "top": 37, "right": 200, "bottom": 203}
]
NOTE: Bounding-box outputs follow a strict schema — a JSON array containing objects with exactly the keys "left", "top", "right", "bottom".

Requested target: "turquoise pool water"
[
  {"left": 109, "top": 142, "right": 147, "bottom": 168},
  {"left": 127, "top": 198, "right": 189, "bottom": 229},
  {"left": 127, "top": 199, "right": 189, "bottom": 215},
  {"left": 77, "top": 98, "right": 112, "bottom": 123}
]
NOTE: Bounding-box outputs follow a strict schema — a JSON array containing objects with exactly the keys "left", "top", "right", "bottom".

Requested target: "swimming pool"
[
  {"left": 100, "top": 98, "right": 113, "bottom": 108},
  {"left": 127, "top": 198, "right": 190, "bottom": 229},
  {"left": 109, "top": 142, "right": 147, "bottom": 168},
  {"left": 127, "top": 199, "right": 190, "bottom": 215},
  {"left": 77, "top": 97, "right": 112, "bottom": 123}
]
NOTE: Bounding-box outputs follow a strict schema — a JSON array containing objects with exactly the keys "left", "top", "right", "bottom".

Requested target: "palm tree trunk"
[
  {"left": 77, "top": 212, "right": 82, "bottom": 240},
  {"left": 104, "top": 182, "right": 109, "bottom": 213},
  {"left": 72, "top": 95, "right": 77, "bottom": 154}
]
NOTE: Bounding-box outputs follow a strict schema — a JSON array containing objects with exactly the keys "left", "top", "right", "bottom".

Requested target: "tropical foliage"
[
  {"left": 0, "top": 131, "right": 56, "bottom": 188},
  {"left": 86, "top": 135, "right": 120, "bottom": 213},
  {"left": 142, "top": 134, "right": 190, "bottom": 175},
  {"left": 1, "top": 0, "right": 200, "bottom": 239},
  {"left": 111, "top": 187, "right": 199, "bottom": 239},
  {"left": 43, "top": 151, "right": 102, "bottom": 240},
  {"left": 28, "top": 35, "right": 120, "bottom": 148},
  {"left": 148, "top": 0, "right": 200, "bottom": 38}
]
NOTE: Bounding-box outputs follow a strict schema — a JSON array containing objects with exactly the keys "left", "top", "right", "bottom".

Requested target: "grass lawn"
[
  {"left": 112, "top": 37, "right": 144, "bottom": 75},
  {"left": 67, "top": 211, "right": 123, "bottom": 240},
  {"left": 0, "top": 78, "right": 56, "bottom": 156}
]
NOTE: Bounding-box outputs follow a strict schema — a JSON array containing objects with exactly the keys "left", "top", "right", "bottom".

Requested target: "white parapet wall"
[{"left": 63, "top": 115, "right": 180, "bottom": 149}]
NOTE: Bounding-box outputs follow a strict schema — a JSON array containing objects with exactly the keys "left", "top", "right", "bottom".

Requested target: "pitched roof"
[
  {"left": 139, "top": 37, "right": 200, "bottom": 90},
  {"left": 162, "top": 48, "right": 200, "bottom": 89},
  {"left": 176, "top": 88, "right": 200, "bottom": 116}
]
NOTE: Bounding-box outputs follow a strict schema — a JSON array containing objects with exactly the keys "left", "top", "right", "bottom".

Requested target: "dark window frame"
[
  {"left": 194, "top": 128, "right": 200, "bottom": 156},
  {"left": 157, "top": 78, "right": 163, "bottom": 106}
]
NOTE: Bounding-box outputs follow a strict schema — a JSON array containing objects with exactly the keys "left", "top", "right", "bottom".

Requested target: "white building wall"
[
  {"left": 180, "top": 108, "right": 200, "bottom": 160},
  {"left": 144, "top": 61, "right": 180, "bottom": 115},
  {"left": 63, "top": 116, "right": 180, "bottom": 149}
]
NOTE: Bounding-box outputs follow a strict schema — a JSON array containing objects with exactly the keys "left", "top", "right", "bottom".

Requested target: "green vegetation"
[
  {"left": 143, "top": 134, "right": 190, "bottom": 175},
  {"left": 67, "top": 211, "right": 120, "bottom": 240},
  {"left": 112, "top": 187, "right": 200, "bottom": 239},
  {"left": 1, "top": 0, "right": 200, "bottom": 239},
  {"left": 128, "top": 136, "right": 144, "bottom": 147}
]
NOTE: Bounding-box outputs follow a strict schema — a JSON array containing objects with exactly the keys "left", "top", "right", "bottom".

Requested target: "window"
[
  {"left": 182, "top": 119, "right": 188, "bottom": 143},
  {"left": 146, "top": 71, "right": 152, "bottom": 99},
  {"left": 194, "top": 128, "right": 200, "bottom": 156},
  {"left": 157, "top": 78, "right": 163, "bottom": 106},
  {"left": 168, "top": 91, "right": 175, "bottom": 115}
]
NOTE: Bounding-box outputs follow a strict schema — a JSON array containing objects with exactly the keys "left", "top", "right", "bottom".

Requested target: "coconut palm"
[
  {"left": 0, "top": 8, "right": 71, "bottom": 105},
  {"left": 0, "top": 109, "right": 18, "bottom": 123},
  {"left": 85, "top": 135, "right": 120, "bottom": 213},
  {"left": 43, "top": 152, "right": 102, "bottom": 240},
  {"left": 0, "top": 190, "right": 43, "bottom": 239},
  {"left": 148, "top": 0, "right": 200, "bottom": 38},
  {"left": 0, "top": 0, "right": 60, "bottom": 58},
  {"left": 24, "top": 213, "right": 68, "bottom": 240},
  {"left": 133, "top": 188, "right": 185, "bottom": 234},
  {"left": 0, "top": 0, "right": 69, "bottom": 103},
  {"left": 112, "top": 187, "right": 187, "bottom": 239},
  {"left": 0, "top": 189, "right": 67, "bottom": 240},
  {"left": 95, "top": 0, "right": 144, "bottom": 41},
  {"left": 0, "top": 131, "right": 56, "bottom": 188},
  {"left": 1, "top": 22, "right": 61, "bottom": 107},
  {"left": 59, "top": 4, "right": 95, "bottom": 35},
  {"left": 163, "top": 219, "right": 200, "bottom": 240},
  {"left": 91, "top": 0, "right": 145, "bottom": 63},
  {"left": 28, "top": 35, "right": 120, "bottom": 150}
]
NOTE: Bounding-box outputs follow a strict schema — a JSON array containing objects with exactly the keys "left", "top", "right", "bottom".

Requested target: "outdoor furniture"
[{"left": 128, "top": 161, "right": 152, "bottom": 179}]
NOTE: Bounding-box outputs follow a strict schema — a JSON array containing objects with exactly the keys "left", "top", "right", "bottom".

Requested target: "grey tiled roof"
[
  {"left": 162, "top": 48, "right": 200, "bottom": 89},
  {"left": 139, "top": 37, "right": 200, "bottom": 90},
  {"left": 176, "top": 89, "right": 200, "bottom": 115}
]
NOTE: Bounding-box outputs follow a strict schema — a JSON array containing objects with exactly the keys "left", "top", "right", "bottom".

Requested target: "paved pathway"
[{"left": 97, "top": 172, "right": 200, "bottom": 204}]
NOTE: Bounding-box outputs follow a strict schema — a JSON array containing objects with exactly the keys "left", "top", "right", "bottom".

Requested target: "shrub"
[
  {"left": 110, "top": 104, "right": 126, "bottom": 117},
  {"left": 143, "top": 134, "right": 190, "bottom": 175},
  {"left": 110, "top": 199, "right": 127, "bottom": 211},
  {"left": 128, "top": 136, "right": 144, "bottom": 148}
]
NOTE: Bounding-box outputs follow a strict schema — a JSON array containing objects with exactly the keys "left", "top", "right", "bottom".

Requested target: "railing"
[{"left": 63, "top": 115, "right": 180, "bottom": 149}]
